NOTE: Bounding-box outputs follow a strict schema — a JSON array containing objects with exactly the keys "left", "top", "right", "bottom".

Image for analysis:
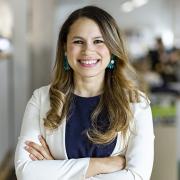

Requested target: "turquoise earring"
[
  {"left": 64, "top": 55, "right": 70, "bottom": 71},
  {"left": 107, "top": 55, "right": 116, "bottom": 69}
]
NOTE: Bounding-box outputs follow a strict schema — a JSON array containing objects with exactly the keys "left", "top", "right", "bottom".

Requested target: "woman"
[{"left": 15, "top": 6, "right": 154, "bottom": 180}]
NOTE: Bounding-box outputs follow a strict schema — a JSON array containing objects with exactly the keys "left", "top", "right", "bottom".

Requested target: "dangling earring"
[
  {"left": 107, "top": 55, "right": 115, "bottom": 69},
  {"left": 64, "top": 55, "right": 70, "bottom": 71}
]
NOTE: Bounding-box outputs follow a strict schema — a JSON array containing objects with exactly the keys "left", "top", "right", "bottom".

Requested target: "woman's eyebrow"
[
  {"left": 72, "top": 36, "right": 84, "bottom": 39},
  {"left": 72, "top": 36, "right": 103, "bottom": 40},
  {"left": 93, "top": 36, "right": 103, "bottom": 39}
]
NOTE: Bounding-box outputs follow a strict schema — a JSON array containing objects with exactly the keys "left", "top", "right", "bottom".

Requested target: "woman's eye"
[
  {"left": 94, "top": 40, "right": 104, "bottom": 44},
  {"left": 73, "top": 40, "right": 83, "bottom": 44}
]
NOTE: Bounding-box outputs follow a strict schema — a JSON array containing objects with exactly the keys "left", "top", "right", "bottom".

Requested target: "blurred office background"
[{"left": 0, "top": 0, "right": 180, "bottom": 179}]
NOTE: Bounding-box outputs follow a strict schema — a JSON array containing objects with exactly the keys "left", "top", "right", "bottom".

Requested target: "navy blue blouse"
[{"left": 65, "top": 94, "right": 117, "bottom": 159}]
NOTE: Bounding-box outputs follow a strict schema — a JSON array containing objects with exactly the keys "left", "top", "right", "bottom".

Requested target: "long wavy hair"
[{"left": 44, "top": 6, "right": 141, "bottom": 144}]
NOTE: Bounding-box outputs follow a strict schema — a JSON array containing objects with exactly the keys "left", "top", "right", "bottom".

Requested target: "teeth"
[{"left": 80, "top": 60, "right": 98, "bottom": 64}]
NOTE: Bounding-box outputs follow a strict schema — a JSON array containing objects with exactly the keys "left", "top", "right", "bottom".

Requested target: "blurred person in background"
[
  {"left": 15, "top": 6, "right": 154, "bottom": 180},
  {"left": 149, "top": 37, "right": 180, "bottom": 95},
  {"left": 149, "top": 37, "right": 169, "bottom": 72}
]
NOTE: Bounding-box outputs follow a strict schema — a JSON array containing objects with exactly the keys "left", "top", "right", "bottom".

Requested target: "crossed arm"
[{"left": 24, "top": 135, "right": 126, "bottom": 178}]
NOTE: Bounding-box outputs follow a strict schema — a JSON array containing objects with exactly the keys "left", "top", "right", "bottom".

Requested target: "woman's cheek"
[
  {"left": 97, "top": 46, "right": 111, "bottom": 57},
  {"left": 68, "top": 45, "right": 82, "bottom": 55}
]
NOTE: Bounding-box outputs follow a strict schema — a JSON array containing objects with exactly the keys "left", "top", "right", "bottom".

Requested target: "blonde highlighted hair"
[{"left": 44, "top": 6, "right": 141, "bottom": 144}]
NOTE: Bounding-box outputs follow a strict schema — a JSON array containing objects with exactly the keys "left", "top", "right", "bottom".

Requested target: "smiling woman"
[
  {"left": 64, "top": 18, "right": 112, "bottom": 97},
  {"left": 66, "top": 17, "right": 111, "bottom": 80},
  {"left": 14, "top": 5, "right": 154, "bottom": 180}
]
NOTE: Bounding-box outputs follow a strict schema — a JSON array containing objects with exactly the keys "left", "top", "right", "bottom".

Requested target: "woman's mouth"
[{"left": 78, "top": 59, "right": 100, "bottom": 67}]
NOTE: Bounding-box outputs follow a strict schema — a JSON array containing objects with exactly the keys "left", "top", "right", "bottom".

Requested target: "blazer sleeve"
[
  {"left": 15, "top": 88, "right": 90, "bottom": 180},
  {"left": 88, "top": 96, "right": 154, "bottom": 180}
]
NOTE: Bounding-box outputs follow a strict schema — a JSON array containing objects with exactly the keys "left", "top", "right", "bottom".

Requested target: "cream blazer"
[{"left": 15, "top": 85, "right": 154, "bottom": 180}]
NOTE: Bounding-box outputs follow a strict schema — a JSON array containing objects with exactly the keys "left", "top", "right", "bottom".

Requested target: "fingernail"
[
  {"left": 24, "top": 146, "right": 28, "bottom": 150},
  {"left": 38, "top": 135, "right": 42, "bottom": 139},
  {"left": 25, "top": 141, "right": 30, "bottom": 145}
]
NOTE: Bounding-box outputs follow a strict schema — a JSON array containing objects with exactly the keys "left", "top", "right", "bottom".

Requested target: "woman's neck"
[{"left": 73, "top": 75, "right": 104, "bottom": 97}]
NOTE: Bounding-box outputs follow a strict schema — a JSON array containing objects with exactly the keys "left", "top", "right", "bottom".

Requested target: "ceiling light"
[
  {"left": 121, "top": 0, "right": 149, "bottom": 13},
  {"left": 132, "top": 0, "right": 148, "bottom": 8},
  {"left": 121, "top": 1, "right": 134, "bottom": 12}
]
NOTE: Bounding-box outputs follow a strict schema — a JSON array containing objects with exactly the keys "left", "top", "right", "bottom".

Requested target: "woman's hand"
[
  {"left": 103, "top": 155, "right": 126, "bottom": 173},
  {"left": 86, "top": 155, "right": 126, "bottom": 178},
  {"left": 24, "top": 135, "right": 54, "bottom": 161}
]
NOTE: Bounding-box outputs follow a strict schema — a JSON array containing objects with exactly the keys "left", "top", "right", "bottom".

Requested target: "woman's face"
[{"left": 66, "top": 17, "right": 111, "bottom": 80}]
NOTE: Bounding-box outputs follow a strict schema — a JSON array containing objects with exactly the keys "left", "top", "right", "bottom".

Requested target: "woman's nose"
[{"left": 82, "top": 42, "right": 95, "bottom": 53}]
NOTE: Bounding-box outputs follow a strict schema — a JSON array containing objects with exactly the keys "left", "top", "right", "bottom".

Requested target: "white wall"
[
  {"left": 0, "top": 59, "right": 10, "bottom": 164},
  {"left": 11, "top": 0, "right": 30, "bottom": 148},
  {"left": 30, "top": 0, "right": 54, "bottom": 90},
  {"left": 7, "top": 0, "right": 55, "bottom": 149}
]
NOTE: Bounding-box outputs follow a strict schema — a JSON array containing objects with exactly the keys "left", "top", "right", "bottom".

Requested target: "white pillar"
[
  {"left": 31, "top": 0, "right": 54, "bottom": 90},
  {"left": 11, "top": 0, "right": 30, "bottom": 148},
  {"left": 177, "top": 97, "right": 180, "bottom": 179}
]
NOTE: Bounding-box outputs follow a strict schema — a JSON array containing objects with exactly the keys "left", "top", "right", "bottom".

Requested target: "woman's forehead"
[{"left": 68, "top": 18, "right": 102, "bottom": 38}]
